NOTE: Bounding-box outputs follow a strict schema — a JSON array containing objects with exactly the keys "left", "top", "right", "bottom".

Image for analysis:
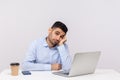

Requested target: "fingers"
[
  {"left": 51, "top": 64, "right": 62, "bottom": 70},
  {"left": 58, "top": 36, "right": 67, "bottom": 46},
  {"left": 63, "top": 36, "right": 67, "bottom": 43}
]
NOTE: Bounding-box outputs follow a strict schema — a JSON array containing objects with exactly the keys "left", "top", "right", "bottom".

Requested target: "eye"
[
  {"left": 60, "top": 35, "right": 64, "bottom": 39},
  {"left": 55, "top": 32, "right": 59, "bottom": 35}
]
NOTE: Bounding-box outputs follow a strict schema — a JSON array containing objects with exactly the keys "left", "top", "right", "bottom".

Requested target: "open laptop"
[{"left": 52, "top": 51, "right": 101, "bottom": 77}]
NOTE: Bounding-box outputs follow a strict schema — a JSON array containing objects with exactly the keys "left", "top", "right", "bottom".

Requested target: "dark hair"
[
  {"left": 51, "top": 21, "right": 68, "bottom": 34},
  {"left": 10, "top": 62, "right": 20, "bottom": 66}
]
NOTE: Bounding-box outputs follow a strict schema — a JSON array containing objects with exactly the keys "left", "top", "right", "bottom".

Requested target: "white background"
[{"left": 0, "top": 0, "right": 120, "bottom": 72}]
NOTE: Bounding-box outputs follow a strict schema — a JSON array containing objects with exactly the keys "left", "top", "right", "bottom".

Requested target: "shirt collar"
[{"left": 43, "top": 36, "right": 49, "bottom": 47}]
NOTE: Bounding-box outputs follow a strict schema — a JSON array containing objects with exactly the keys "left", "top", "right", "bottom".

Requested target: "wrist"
[{"left": 58, "top": 43, "right": 63, "bottom": 46}]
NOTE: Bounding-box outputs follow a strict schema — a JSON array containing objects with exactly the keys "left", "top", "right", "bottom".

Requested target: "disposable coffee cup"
[{"left": 10, "top": 63, "right": 20, "bottom": 76}]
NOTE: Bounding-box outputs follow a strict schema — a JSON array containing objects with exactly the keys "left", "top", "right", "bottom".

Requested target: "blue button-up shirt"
[{"left": 22, "top": 36, "right": 71, "bottom": 72}]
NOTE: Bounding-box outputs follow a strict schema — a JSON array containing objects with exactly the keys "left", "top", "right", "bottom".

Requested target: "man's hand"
[
  {"left": 51, "top": 64, "right": 62, "bottom": 70},
  {"left": 58, "top": 36, "right": 67, "bottom": 46}
]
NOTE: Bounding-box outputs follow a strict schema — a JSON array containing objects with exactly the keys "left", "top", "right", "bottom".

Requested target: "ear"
[{"left": 48, "top": 28, "right": 52, "bottom": 34}]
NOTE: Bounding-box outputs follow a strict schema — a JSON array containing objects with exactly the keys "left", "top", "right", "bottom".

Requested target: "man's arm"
[
  {"left": 57, "top": 44, "right": 71, "bottom": 72},
  {"left": 57, "top": 36, "right": 72, "bottom": 72},
  {"left": 22, "top": 40, "right": 51, "bottom": 71},
  {"left": 22, "top": 62, "right": 51, "bottom": 71}
]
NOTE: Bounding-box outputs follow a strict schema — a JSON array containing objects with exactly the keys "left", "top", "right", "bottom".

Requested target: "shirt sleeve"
[
  {"left": 57, "top": 44, "right": 72, "bottom": 72},
  {"left": 22, "top": 40, "right": 51, "bottom": 71}
]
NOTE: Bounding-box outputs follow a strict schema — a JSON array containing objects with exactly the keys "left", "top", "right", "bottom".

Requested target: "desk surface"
[{"left": 0, "top": 69, "right": 120, "bottom": 80}]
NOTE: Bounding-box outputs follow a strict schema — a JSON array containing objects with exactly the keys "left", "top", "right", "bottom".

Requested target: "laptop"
[{"left": 52, "top": 51, "right": 101, "bottom": 77}]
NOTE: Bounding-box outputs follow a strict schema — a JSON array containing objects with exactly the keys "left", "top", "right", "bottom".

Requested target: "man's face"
[{"left": 47, "top": 28, "right": 66, "bottom": 46}]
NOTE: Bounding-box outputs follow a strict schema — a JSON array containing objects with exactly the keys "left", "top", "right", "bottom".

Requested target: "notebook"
[{"left": 52, "top": 51, "right": 101, "bottom": 77}]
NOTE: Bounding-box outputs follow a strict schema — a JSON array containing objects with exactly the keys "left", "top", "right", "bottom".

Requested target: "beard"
[
  {"left": 53, "top": 40, "right": 59, "bottom": 46},
  {"left": 50, "top": 39, "right": 59, "bottom": 47},
  {"left": 47, "top": 36, "right": 59, "bottom": 47}
]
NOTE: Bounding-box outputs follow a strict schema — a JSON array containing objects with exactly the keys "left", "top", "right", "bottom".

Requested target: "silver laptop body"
[{"left": 53, "top": 51, "right": 101, "bottom": 77}]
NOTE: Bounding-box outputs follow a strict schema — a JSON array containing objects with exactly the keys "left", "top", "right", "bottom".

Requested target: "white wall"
[{"left": 0, "top": 0, "right": 120, "bottom": 72}]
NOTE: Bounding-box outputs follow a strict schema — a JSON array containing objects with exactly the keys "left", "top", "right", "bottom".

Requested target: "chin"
[{"left": 53, "top": 43, "right": 58, "bottom": 46}]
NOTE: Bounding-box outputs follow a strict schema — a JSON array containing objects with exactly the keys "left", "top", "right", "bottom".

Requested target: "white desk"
[{"left": 0, "top": 69, "right": 120, "bottom": 80}]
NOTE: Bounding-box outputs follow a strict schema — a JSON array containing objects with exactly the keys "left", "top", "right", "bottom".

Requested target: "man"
[{"left": 22, "top": 21, "right": 71, "bottom": 72}]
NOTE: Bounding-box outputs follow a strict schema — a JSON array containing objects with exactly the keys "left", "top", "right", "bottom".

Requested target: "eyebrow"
[
  {"left": 55, "top": 31, "right": 65, "bottom": 37},
  {"left": 55, "top": 31, "right": 60, "bottom": 33}
]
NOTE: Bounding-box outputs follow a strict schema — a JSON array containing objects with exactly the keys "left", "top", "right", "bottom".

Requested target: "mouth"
[{"left": 53, "top": 40, "right": 59, "bottom": 44}]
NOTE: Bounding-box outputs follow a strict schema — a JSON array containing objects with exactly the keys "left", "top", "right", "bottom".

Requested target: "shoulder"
[{"left": 30, "top": 36, "right": 46, "bottom": 46}]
